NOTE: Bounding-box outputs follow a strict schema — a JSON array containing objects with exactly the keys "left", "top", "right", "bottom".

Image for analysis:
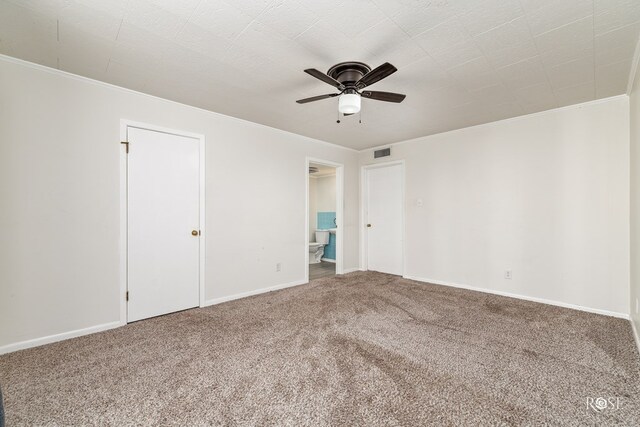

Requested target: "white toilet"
[{"left": 309, "top": 230, "right": 330, "bottom": 264}]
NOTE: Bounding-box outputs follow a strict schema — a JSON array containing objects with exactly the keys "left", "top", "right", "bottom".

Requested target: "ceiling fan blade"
[
  {"left": 304, "top": 69, "right": 345, "bottom": 90},
  {"left": 361, "top": 91, "right": 406, "bottom": 103},
  {"left": 356, "top": 62, "right": 397, "bottom": 89},
  {"left": 296, "top": 93, "right": 339, "bottom": 104}
]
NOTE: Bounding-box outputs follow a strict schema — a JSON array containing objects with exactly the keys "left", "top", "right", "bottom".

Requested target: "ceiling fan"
[{"left": 296, "top": 61, "right": 406, "bottom": 116}]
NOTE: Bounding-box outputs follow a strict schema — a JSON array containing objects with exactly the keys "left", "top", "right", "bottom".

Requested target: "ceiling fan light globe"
[{"left": 338, "top": 93, "right": 361, "bottom": 114}]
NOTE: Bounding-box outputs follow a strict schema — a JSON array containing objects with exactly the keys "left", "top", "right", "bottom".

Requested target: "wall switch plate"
[
  {"left": 276, "top": 263, "right": 281, "bottom": 272},
  {"left": 505, "top": 270, "right": 512, "bottom": 279}
]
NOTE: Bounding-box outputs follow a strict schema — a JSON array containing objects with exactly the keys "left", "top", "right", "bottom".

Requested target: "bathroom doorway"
[{"left": 306, "top": 158, "right": 344, "bottom": 282}]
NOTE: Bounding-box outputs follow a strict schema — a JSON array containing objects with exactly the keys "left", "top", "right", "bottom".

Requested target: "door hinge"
[
  {"left": 126, "top": 291, "right": 129, "bottom": 301},
  {"left": 121, "top": 141, "right": 129, "bottom": 153}
]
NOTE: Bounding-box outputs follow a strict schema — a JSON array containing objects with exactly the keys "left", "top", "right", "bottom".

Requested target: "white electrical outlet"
[
  {"left": 505, "top": 270, "right": 512, "bottom": 279},
  {"left": 276, "top": 263, "right": 281, "bottom": 272}
]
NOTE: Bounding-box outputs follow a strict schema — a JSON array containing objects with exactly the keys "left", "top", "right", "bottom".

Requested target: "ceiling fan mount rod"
[{"left": 340, "top": 88, "right": 359, "bottom": 95}]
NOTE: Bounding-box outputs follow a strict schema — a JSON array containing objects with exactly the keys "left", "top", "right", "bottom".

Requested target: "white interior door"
[
  {"left": 127, "top": 127, "right": 200, "bottom": 322},
  {"left": 366, "top": 164, "right": 403, "bottom": 275}
]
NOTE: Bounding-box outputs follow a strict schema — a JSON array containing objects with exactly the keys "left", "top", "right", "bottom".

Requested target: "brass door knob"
[{"left": 191, "top": 230, "right": 199, "bottom": 236}]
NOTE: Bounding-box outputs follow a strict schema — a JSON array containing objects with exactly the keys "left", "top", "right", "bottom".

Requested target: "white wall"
[
  {"left": 630, "top": 57, "right": 640, "bottom": 336},
  {"left": 0, "top": 56, "right": 360, "bottom": 351},
  {"left": 361, "top": 97, "right": 631, "bottom": 316},
  {"left": 316, "top": 175, "right": 337, "bottom": 212}
]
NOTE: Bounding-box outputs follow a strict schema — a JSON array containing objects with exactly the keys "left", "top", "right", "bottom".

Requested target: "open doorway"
[{"left": 306, "top": 158, "right": 344, "bottom": 281}]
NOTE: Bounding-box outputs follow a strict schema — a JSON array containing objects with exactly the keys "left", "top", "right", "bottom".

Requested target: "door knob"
[
  {"left": 367, "top": 224, "right": 372, "bottom": 228},
  {"left": 191, "top": 230, "right": 199, "bottom": 236}
]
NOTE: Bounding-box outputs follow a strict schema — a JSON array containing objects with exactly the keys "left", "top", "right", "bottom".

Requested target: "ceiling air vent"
[{"left": 374, "top": 148, "right": 391, "bottom": 159}]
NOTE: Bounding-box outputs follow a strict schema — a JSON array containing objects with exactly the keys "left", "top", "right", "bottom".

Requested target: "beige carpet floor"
[{"left": 1, "top": 272, "right": 639, "bottom": 426}]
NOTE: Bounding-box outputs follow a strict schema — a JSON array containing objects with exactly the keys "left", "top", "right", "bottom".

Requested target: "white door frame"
[
  {"left": 305, "top": 157, "right": 345, "bottom": 282},
  {"left": 119, "top": 119, "right": 206, "bottom": 325},
  {"left": 360, "top": 160, "right": 406, "bottom": 275}
]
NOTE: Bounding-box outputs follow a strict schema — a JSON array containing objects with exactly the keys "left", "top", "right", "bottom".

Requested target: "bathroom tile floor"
[{"left": 309, "top": 261, "right": 335, "bottom": 280}]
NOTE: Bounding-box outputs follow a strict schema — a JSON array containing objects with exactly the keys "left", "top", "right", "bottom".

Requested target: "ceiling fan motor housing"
[{"left": 327, "top": 62, "right": 371, "bottom": 87}]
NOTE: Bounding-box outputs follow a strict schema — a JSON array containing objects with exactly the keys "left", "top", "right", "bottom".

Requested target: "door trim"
[
  {"left": 119, "top": 120, "right": 206, "bottom": 325},
  {"left": 360, "top": 160, "right": 406, "bottom": 275},
  {"left": 305, "top": 157, "right": 345, "bottom": 283}
]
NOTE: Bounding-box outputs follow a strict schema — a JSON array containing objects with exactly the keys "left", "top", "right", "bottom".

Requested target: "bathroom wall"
[
  {"left": 317, "top": 212, "right": 337, "bottom": 260},
  {"left": 309, "top": 174, "right": 336, "bottom": 240},
  {"left": 317, "top": 212, "right": 337, "bottom": 229},
  {"left": 316, "top": 175, "right": 336, "bottom": 212},
  {"left": 309, "top": 174, "right": 337, "bottom": 260},
  {"left": 308, "top": 177, "right": 317, "bottom": 242}
]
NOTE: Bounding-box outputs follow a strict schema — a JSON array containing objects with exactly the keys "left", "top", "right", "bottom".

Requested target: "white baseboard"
[
  {"left": 631, "top": 319, "right": 640, "bottom": 355},
  {"left": 203, "top": 279, "right": 307, "bottom": 307},
  {"left": 1, "top": 279, "right": 309, "bottom": 355},
  {"left": 320, "top": 258, "right": 336, "bottom": 263},
  {"left": 342, "top": 268, "right": 362, "bottom": 274},
  {"left": 0, "top": 320, "right": 123, "bottom": 355},
  {"left": 403, "top": 275, "right": 630, "bottom": 320}
]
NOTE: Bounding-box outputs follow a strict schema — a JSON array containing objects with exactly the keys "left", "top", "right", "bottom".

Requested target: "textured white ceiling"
[
  {"left": 309, "top": 162, "right": 336, "bottom": 177},
  {"left": 1, "top": 0, "right": 639, "bottom": 150}
]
